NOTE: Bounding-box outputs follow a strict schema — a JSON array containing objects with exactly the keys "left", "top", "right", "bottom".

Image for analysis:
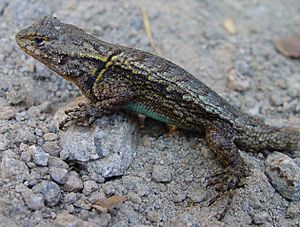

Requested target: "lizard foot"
[
  {"left": 206, "top": 166, "right": 245, "bottom": 192},
  {"left": 59, "top": 102, "right": 101, "bottom": 130},
  {"left": 205, "top": 166, "right": 246, "bottom": 220}
]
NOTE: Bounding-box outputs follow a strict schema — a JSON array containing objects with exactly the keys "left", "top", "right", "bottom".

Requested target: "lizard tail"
[{"left": 235, "top": 122, "right": 300, "bottom": 152}]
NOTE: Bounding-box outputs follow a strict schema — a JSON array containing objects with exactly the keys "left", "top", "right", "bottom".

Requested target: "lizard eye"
[{"left": 33, "top": 37, "right": 45, "bottom": 47}]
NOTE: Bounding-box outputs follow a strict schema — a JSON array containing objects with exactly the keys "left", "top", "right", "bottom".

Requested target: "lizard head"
[{"left": 15, "top": 16, "right": 113, "bottom": 82}]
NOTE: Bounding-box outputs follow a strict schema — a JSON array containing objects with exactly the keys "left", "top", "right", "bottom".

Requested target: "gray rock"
[
  {"left": 0, "top": 156, "right": 29, "bottom": 181},
  {"left": 31, "top": 146, "right": 49, "bottom": 166},
  {"left": 227, "top": 68, "right": 251, "bottom": 92},
  {"left": 60, "top": 113, "right": 139, "bottom": 178},
  {"left": 54, "top": 213, "right": 98, "bottom": 227},
  {"left": 49, "top": 167, "right": 68, "bottom": 185},
  {"left": 253, "top": 211, "right": 271, "bottom": 224},
  {"left": 22, "top": 190, "right": 45, "bottom": 210},
  {"left": 83, "top": 180, "right": 98, "bottom": 195},
  {"left": 266, "top": 152, "right": 300, "bottom": 201},
  {"left": 42, "top": 141, "right": 62, "bottom": 156},
  {"left": 20, "top": 149, "right": 32, "bottom": 163},
  {"left": 187, "top": 189, "right": 206, "bottom": 203},
  {"left": 48, "top": 156, "right": 69, "bottom": 169},
  {"left": 43, "top": 133, "right": 58, "bottom": 141},
  {"left": 6, "top": 90, "right": 26, "bottom": 105},
  {"left": 152, "top": 165, "right": 172, "bottom": 183},
  {"left": 63, "top": 171, "right": 83, "bottom": 192},
  {"left": 64, "top": 192, "right": 78, "bottom": 204},
  {"left": 26, "top": 169, "right": 41, "bottom": 186},
  {"left": 0, "top": 106, "right": 15, "bottom": 120},
  {"left": 32, "top": 181, "right": 61, "bottom": 207},
  {"left": 147, "top": 210, "right": 161, "bottom": 223},
  {"left": 0, "top": 134, "right": 10, "bottom": 151}
]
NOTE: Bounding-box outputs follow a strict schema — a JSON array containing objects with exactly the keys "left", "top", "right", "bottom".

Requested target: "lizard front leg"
[{"left": 59, "top": 80, "right": 134, "bottom": 130}]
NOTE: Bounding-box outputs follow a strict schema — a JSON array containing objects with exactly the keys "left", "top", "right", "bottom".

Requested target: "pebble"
[
  {"left": 0, "top": 106, "right": 15, "bottom": 120},
  {"left": 48, "top": 156, "right": 68, "bottom": 169},
  {"left": 0, "top": 156, "right": 29, "bottom": 181},
  {"left": 187, "top": 190, "right": 206, "bottom": 203},
  {"left": 32, "top": 181, "right": 61, "bottom": 207},
  {"left": 173, "top": 191, "right": 187, "bottom": 203},
  {"left": 26, "top": 170, "right": 41, "bottom": 186},
  {"left": 227, "top": 68, "right": 251, "bottom": 92},
  {"left": 22, "top": 190, "right": 45, "bottom": 210},
  {"left": 42, "top": 141, "right": 61, "bottom": 156},
  {"left": 64, "top": 192, "right": 78, "bottom": 204},
  {"left": 127, "top": 192, "right": 142, "bottom": 204},
  {"left": 49, "top": 167, "right": 68, "bottom": 185},
  {"left": 31, "top": 146, "right": 49, "bottom": 166},
  {"left": 20, "top": 149, "right": 32, "bottom": 163},
  {"left": 286, "top": 203, "right": 300, "bottom": 219},
  {"left": 6, "top": 90, "right": 26, "bottom": 105},
  {"left": 253, "top": 211, "right": 271, "bottom": 224},
  {"left": 151, "top": 165, "right": 172, "bottom": 183},
  {"left": 266, "top": 152, "right": 300, "bottom": 201},
  {"left": 54, "top": 213, "right": 98, "bottom": 227},
  {"left": 0, "top": 134, "right": 10, "bottom": 151},
  {"left": 43, "top": 133, "right": 58, "bottom": 141},
  {"left": 83, "top": 180, "right": 98, "bottom": 195},
  {"left": 63, "top": 171, "right": 83, "bottom": 192},
  {"left": 147, "top": 210, "right": 161, "bottom": 223}
]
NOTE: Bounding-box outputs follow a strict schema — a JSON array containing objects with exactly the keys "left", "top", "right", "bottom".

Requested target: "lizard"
[{"left": 15, "top": 16, "right": 299, "bottom": 207}]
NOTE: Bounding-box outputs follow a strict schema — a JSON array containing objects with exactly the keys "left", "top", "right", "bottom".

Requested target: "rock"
[
  {"left": 6, "top": 90, "right": 26, "bottom": 105},
  {"left": 20, "top": 145, "right": 32, "bottom": 163},
  {"left": 42, "top": 141, "right": 61, "bottom": 156},
  {"left": 54, "top": 213, "right": 98, "bottom": 227},
  {"left": 83, "top": 180, "right": 98, "bottom": 195},
  {"left": 266, "top": 152, "right": 300, "bottom": 201},
  {"left": 227, "top": 68, "right": 251, "bottom": 92},
  {"left": 0, "top": 106, "right": 15, "bottom": 120},
  {"left": 187, "top": 189, "right": 206, "bottom": 203},
  {"left": 147, "top": 210, "right": 161, "bottom": 223},
  {"left": 48, "top": 156, "right": 68, "bottom": 169},
  {"left": 43, "top": 133, "right": 58, "bottom": 141},
  {"left": 0, "top": 156, "right": 29, "bottom": 181},
  {"left": 32, "top": 181, "right": 61, "bottom": 207},
  {"left": 49, "top": 167, "right": 68, "bottom": 185},
  {"left": 169, "top": 213, "right": 198, "bottom": 227},
  {"left": 286, "top": 203, "right": 300, "bottom": 219},
  {"left": 253, "top": 211, "right": 271, "bottom": 224},
  {"left": 59, "top": 113, "right": 139, "bottom": 178},
  {"left": 26, "top": 169, "right": 41, "bottom": 186},
  {"left": 31, "top": 146, "right": 49, "bottom": 166},
  {"left": 27, "top": 101, "right": 51, "bottom": 117},
  {"left": 63, "top": 171, "right": 83, "bottom": 192},
  {"left": 151, "top": 165, "right": 172, "bottom": 183},
  {"left": 22, "top": 190, "right": 44, "bottom": 210},
  {"left": 64, "top": 192, "right": 78, "bottom": 204},
  {"left": 0, "top": 134, "right": 10, "bottom": 151}
]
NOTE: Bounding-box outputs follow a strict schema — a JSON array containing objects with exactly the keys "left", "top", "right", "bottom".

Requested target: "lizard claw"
[
  {"left": 205, "top": 166, "right": 247, "bottom": 220},
  {"left": 205, "top": 166, "right": 246, "bottom": 192},
  {"left": 59, "top": 103, "right": 100, "bottom": 130}
]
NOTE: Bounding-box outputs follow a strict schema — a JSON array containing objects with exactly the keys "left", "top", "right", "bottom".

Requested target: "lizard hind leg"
[{"left": 205, "top": 121, "right": 249, "bottom": 219}]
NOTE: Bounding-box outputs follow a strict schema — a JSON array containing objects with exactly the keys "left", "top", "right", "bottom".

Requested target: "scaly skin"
[{"left": 15, "top": 17, "right": 299, "bottom": 198}]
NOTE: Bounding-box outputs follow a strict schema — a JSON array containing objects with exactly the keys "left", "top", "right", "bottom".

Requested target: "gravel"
[{"left": 0, "top": 0, "right": 299, "bottom": 226}]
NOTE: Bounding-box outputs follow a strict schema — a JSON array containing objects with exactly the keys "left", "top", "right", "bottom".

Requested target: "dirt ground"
[{"left": 0, "top": 0, "right": 300, "bottom": 226}]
